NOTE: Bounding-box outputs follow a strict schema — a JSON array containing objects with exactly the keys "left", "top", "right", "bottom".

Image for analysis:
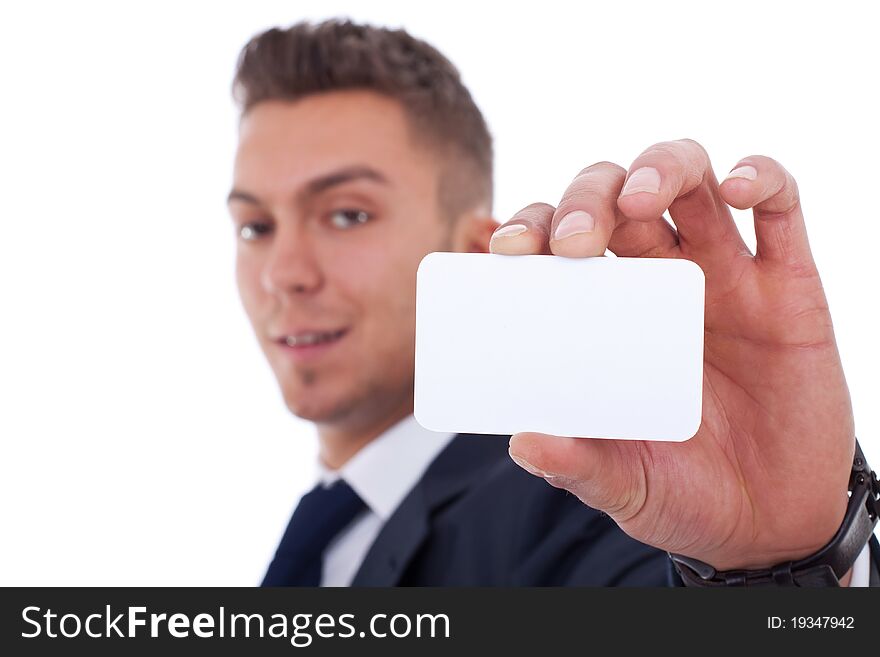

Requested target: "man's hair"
[{"left": 232, "top": 18, "right": 493, "bottom": 219}]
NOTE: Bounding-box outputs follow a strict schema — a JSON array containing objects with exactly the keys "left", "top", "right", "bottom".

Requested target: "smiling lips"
[
  {"left": 281, "top": 328, "right": 347, "bottom": 346},
  {"left": 275, "top": 327, "right": 349, "bottom": 362}
]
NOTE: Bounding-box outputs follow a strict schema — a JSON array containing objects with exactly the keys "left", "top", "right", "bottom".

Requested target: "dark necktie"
[{"left": 261, "top": 479, "right": 367, "bottom": 586}]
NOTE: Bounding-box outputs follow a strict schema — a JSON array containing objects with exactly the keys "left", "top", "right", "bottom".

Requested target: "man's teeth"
[{"left": 284, "top": 330, "right": 343, "bottom": 347}]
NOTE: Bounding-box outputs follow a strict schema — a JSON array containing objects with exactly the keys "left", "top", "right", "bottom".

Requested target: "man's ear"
[{"left": 450, "top": 213, "right": 500, "bottom": 254}]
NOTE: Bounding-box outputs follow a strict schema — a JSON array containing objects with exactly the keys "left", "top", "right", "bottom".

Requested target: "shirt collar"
[{"left": 315, "top": 414, "right": 455, "bottom": 520}]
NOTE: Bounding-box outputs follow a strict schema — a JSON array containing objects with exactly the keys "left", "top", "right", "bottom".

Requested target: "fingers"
[
  {"left": 488, "top": 202, "right": 554, "bottom": 255},
  {"left": 718, "top": 155, "right": 815, "bottom": 272},
  {"left": 618, "top": 139, "right": 751, "bottom": 263},
  {"left": 607, "top": 215, "right": 678, "bottom": 259},
  {"left": 547, "top": 162, "right": 626, "bottom": 257},
  {"left": 492, "top": 142, "right": 813, "bottom": 276},
  {"left": 490, "top": 163, "right": 678, "bottom": 258}
]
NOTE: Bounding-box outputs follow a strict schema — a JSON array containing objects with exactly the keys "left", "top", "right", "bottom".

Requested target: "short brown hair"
[{"left": 232, "top": 19, "right": 493, "bottom": 218}]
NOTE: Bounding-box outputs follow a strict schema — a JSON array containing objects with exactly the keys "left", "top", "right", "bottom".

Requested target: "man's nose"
[{"left": 260, "top": 228, "right": 323, "bottom": 296}]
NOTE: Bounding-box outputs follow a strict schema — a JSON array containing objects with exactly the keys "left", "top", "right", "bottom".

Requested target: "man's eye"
[
  {"left": 238, "top": 222, "right": 272, "bottom": 241},
  {"left": 329, "top": 209, "right": 372, "bottom": 229}
]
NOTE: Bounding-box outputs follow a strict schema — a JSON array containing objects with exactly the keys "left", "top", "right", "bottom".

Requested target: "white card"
[{"left": 414, "top": 253, "right": 705, "bottom": 441}]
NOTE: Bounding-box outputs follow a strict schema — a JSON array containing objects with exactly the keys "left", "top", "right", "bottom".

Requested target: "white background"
[{"left": 1, "top": 1, "right": 878, "bottom": 586}]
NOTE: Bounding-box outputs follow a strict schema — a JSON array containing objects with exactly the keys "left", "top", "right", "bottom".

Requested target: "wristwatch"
[{"left": 669, "top": 438, "right": 879, "bottom": 587}]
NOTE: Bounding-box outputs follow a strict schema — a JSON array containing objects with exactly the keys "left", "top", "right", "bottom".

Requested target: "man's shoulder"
[
  {"left": 406, "top": 433, "right": 669, "bottom": 585},
  {"left": 436, "top": 434, "right": 630, "bottom": 547},
  {"left": 445, "top": 433, "right": 604, "bottom": 521}
]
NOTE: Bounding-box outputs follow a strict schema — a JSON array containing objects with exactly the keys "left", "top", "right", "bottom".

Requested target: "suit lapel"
[
  {"left": 350, "top": 433, "right": 509, "bottom": 586},
  {"left": 348, "top": 481, "right": 431, "bottom": 586}
]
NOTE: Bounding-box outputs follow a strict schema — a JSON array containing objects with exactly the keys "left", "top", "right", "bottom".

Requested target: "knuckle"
[
  {"left": 679, "top": 137, "right": 709, "bottom": 157},
  {"left": 646, "top": 138, "right": 709, "bottom": 167},
  {"left": 510, "top": 202, "right": 555, "bottom": 223},
  {"left": 564, "top": 164, "right": 626, "bottom": 202},
  {"left": 643, "top": 140, "right": 679, "bottom": 159},
  {"left": 743, "top": 154, "right": 794, "bottom": 182},
  {"left": 748, "top": 156, "right": 801, "bottom": 214},
  {"left": 679, "top": 138, "right": 712, "bottom": 171},
  {"left": 514, "top": 201, "right": 555, "bottom": 216},
  {"left": 556, "top": 188, "right": 611, "bottom": 219},
  {"left": 573, "top": 160, "right": 627, "bottom": 179},
  {"left": 563, "top": 179, "right": 607, "bottom": 200}
]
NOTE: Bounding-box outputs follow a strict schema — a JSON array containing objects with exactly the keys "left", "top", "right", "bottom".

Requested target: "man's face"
[{"left": 229, "top": 91, "right": 462, "bottom": 430}]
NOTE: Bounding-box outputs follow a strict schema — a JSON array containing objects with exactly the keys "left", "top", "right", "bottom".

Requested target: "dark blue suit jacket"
[{"left": 348, "top": 433, "right": 880, "bottom": 586}]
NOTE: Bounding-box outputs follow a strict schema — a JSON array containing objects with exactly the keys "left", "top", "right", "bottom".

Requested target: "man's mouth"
[
  {"left": 274, "top": 328, "right": 350, "bottom": 363},
  {"left": 280, "top": 328, "right": 348, "bottom": 347}
]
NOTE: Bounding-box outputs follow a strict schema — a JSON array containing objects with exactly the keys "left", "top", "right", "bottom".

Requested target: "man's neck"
[{"left": 316, "top": 397, "right": 414, "bottom": 470}]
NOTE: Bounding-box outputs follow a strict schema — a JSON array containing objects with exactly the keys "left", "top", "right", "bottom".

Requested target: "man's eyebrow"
[
  {"left": 226, "top": 189, "right": 261, "bottom": 205},
  {"left": 226, "top": 165, "right": 390, "bottom": 207},
  {"left": 303, "top": 165, "right": 390, "bottom": 197}
]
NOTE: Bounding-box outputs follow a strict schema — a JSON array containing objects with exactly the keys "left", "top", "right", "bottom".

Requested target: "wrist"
[
  {"left": 669, "top": 438, "right": 878, "bottom": 587},
  {"left": 700, "top": 493, "right": 850, "bottom": 572}
]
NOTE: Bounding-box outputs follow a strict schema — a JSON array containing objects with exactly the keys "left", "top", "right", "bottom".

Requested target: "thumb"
[{"left": 508, "top": 432, "right": 646, "bottom": 521}]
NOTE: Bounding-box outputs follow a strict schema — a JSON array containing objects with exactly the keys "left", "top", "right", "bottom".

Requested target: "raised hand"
[{"left": 490, "top": 139, "right": 855, "bottom": 573}]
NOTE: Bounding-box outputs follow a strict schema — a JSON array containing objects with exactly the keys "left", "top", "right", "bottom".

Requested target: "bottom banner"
[{"left": 1, "top": 587, "right": 875, "bottom": 654}]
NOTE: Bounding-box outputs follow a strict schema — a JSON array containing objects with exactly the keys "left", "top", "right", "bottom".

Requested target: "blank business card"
[{"left": 414, "top": 253, "right": 704, "bottom": 441}]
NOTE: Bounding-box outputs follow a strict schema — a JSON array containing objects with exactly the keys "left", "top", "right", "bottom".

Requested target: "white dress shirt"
[
  {"left": 850, "top": 538, "right": 871, "bottom": 587},
  {"left": 309, "top": 413, "right": 873, "bottom": 587}
]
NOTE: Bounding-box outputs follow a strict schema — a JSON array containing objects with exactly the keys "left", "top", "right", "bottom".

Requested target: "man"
[{"left": 227, "top": 19, "right": 878, "bottom": 586}]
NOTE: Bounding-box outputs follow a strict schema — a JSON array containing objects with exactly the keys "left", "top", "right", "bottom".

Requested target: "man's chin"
[{"left": 280, "top": 390, "right": 352, "bottom": 424}]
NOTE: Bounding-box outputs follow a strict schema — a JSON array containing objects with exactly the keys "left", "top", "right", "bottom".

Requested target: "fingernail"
[
  {"left": 509, "top": 451, "right": 549, "bottom": 478},
  {"left": 620, "top": 167, "right": 661, "bottom": 196},
  {"left": 724, "top": 165, "right": 757, "bottom": 181},
  {"left": 553, "top": 211, "right": 595, "bottom": 240},
  {"left": 490, "top": 223, "right": 528, "bottom": 242}
]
